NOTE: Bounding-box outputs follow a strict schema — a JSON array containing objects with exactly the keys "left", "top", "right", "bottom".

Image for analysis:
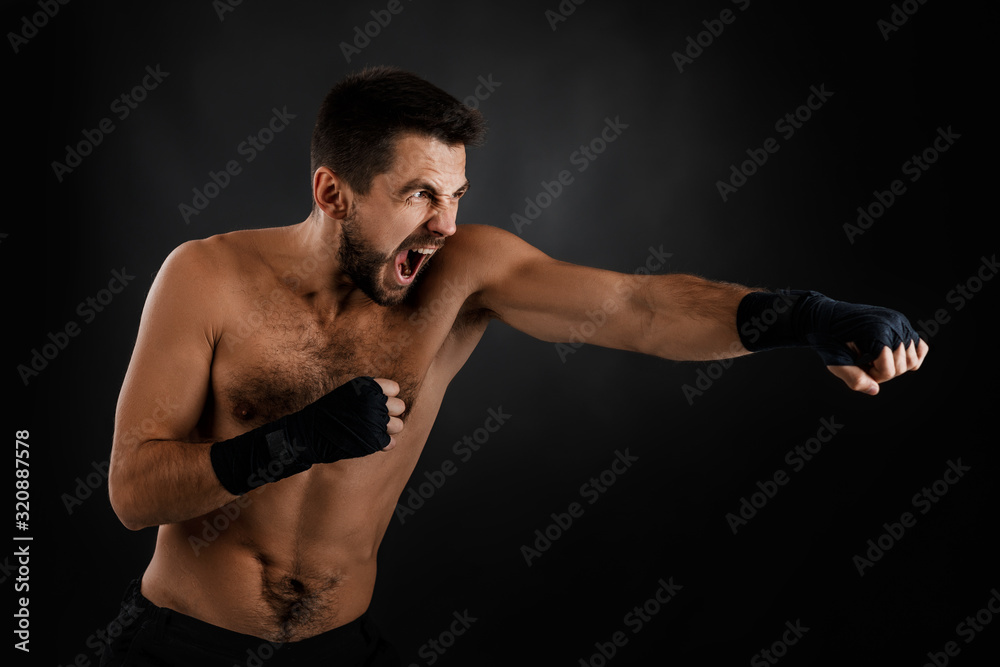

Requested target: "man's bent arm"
[
  {"left": 111, "top": 241, "right": 401, "bottom": 530},
  {"left": 110, "top": 241, "right": 239, "bottom": 530}
]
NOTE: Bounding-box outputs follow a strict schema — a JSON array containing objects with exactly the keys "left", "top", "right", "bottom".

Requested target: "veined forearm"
[
  {"left": 109, "top": 439, "right": 236, "bottom": 530},
  {"left": 637, "top": 273, "right": 755, "bottom": 361},
  {"left": 110, "top": 377, "right": 395, "bottom": 530}
]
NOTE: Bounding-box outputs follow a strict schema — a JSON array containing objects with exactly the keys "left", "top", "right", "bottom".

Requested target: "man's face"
[{"left": 338, "top": 132, "right": 469, "bottom": 306}]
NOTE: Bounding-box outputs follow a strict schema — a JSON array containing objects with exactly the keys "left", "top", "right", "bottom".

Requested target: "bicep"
[
  {"left": 113, "top": 244, "right": 217, "bottom": 453},
  {"left": 469, "top": 227, "right": 649, "bottom": 350}
]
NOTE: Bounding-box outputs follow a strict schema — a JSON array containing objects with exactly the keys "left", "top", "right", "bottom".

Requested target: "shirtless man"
[{"left": 104, "top": 67, "right": 928, "bottom": 666}]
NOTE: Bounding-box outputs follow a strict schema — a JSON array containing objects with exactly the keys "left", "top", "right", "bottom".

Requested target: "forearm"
[
  {"left": 642, "top": 279, "right": 926, "bottom": 397},
  {"left": 109, "top": 439, "right": 237, "bottom": 530},
  {"left": 110, "top": 376, "right": 393, "bottom": 530},
  {"left": 637, "top": 273, "right": 755, "bottom": 361}
]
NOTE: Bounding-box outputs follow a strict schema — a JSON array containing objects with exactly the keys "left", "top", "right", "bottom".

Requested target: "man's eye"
[{"left": 412, "top": 191, "right": 429, "bottom": 200}]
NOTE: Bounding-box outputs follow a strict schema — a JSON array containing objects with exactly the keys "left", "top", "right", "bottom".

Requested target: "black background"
[{"left": 6, "top": 0, "right": 996, "bottom": 665}]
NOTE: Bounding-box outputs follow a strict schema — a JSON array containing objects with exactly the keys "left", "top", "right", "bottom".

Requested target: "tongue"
[{"left": 395, "top": 249, "right": 413, "bottom": 281}]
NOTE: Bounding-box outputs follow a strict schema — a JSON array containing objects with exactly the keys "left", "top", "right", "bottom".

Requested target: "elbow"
[
  {"left": 117, "top": 514, "right": 149, "bottom": 532},
  {"left": 109, "top": 482, "right": 146, "bottom": 531},
  {"left": 108, "top": 462, "right": 153, "bottom": 531},
  {"left": 112, "top": 503, "right": 151, "bottom": 532}
]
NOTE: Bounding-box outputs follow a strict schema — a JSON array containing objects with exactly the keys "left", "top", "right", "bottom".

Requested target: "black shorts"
[{"left": 100, "top": 578, "right": 400, "bottom": 666}]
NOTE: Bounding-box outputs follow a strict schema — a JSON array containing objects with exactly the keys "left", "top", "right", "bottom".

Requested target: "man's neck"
[{"left": 280, "top": 214, "right": 371, "bottom": 312}]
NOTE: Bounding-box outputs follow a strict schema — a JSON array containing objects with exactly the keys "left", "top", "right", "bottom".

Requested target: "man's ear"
[{"left": 313, "top": 167, "right": 353, "bottom": 219}]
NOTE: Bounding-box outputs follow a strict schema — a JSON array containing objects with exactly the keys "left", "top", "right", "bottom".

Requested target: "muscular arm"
[
  {"left": 460, "top": 225, "right": 753, "bottom": 361},
  {"left": 109, "top": 241, "right": 237, "bottom": 530},
  {"left": 456, "top": 224, "right": 926, "bottom": 391},
  {"left": 110, "top": 240, "right": 403, "bottom": 530}
]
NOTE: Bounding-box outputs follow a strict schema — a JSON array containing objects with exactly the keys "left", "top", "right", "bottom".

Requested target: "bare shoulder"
[
  {"left": 158, "top": 228, "right": 274, "bottom": 286},
  {"left": 437, "top": 224, "right": 549, "bottom": 281},
  {"left": 432, "top": 224, "right": 551, "bottom": 312},
  {"left": 147, "top": 229, "right": 276, "bottom": 326},
  {"left": 444, "top": 223, "right": 543, "bottom": 257}
]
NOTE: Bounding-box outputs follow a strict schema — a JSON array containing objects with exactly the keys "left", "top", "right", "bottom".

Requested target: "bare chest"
[{"left": 209, "top": 299, "right": 432, "bottom": 433}]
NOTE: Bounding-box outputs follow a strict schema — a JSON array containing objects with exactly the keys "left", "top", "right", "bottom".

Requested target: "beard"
[{"left": 338, "top": 210, "right": 437, "bottom": 307}]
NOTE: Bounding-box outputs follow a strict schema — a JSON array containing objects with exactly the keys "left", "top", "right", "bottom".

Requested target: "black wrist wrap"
[
  {"left": 209, "top": 376, "right": 390, "bottom": 495},
  {"left": 737, "top": 289, "right": 920, "bottom": 367},
  {"left": 736, "top": 290, "right": 803, "bottom": 352}
]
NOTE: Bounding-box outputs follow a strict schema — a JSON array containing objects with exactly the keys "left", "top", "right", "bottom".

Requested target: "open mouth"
[{"left": 393, "top": 247, "right": 436, "bottom": 285}]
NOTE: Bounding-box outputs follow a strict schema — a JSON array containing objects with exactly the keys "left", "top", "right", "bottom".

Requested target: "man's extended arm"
[{"left": 458, "top": 225, "right": 926, "bottom": 393}]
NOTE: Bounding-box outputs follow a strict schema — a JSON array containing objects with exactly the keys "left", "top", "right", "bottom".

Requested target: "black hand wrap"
[
  {"left": 737, "top": 290, "right": 921, "bottom": 366},
  {"left": 210, "top": 376, "right": 391, "bottom": 496}
]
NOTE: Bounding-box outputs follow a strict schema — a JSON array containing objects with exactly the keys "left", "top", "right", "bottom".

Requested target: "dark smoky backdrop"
[{"left": 7, "top": 0, "right": 995, "bottom": 665}]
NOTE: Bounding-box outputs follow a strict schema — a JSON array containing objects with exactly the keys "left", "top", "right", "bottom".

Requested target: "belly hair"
[{"left": 255, "top": 552, "right": 344, "bottom": 639}]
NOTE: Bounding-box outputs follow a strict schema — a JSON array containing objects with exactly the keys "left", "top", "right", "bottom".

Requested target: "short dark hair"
[{"left": 310, "top": 66, "right": 487, "bottom": 196}]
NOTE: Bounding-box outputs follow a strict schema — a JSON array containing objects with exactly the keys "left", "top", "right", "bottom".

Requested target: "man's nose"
[{"left": 426, "top": 205, "right": 458, "bottom": 237}]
